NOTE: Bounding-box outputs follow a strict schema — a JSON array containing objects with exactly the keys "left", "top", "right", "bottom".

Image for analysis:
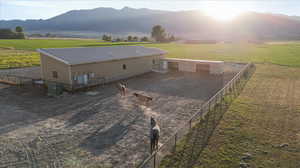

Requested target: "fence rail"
[
  {"left": 0, "top": 74, "right": 38, "bottom": 85},
  {"left": 137, "top": 63, "right": 256, "bottom": 168}
]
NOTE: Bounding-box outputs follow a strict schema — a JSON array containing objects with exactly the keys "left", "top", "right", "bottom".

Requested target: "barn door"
[
  {"left": 168, "top": 62, "right": 179, "bottom": 71},
  {"left": 196, "top": 63, "right": 210, "bottom": 73}
]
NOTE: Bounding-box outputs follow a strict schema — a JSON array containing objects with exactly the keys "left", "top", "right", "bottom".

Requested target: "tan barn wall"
[
  {"left": 40, "top": 53, "right": 71, "bottom": 84},
  {"left": 70, "top": 55, "right": 161, "bottom": 83},
  {"left": 178, "top": 62, "right": 197, "bottom": 72}
]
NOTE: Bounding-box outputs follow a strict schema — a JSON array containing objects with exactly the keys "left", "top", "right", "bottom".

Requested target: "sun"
[{"left": 203, "top": 3, "right": 242, "bottom": 21}]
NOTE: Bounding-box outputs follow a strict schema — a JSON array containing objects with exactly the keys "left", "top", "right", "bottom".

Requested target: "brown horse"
[{"left": 150, "top": 117, "right": 160, "bottom": 153}]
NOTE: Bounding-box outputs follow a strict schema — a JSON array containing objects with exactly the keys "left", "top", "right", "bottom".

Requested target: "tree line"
[
  {"left": 0, "top": 26, "right": 25, "bottom": 39},
  {"left": 102, "top": 34, "right": 149, "bottom": 42},
  {"left": 102, "top": 25, "right": 177, "bottom": 42},
  {"left": 0, "top": 25, "right": 176, "bottom": 42}
]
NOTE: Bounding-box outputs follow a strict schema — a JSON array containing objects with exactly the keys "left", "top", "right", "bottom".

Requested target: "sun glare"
[{"left": 203, "top": 3, "right": 242, "bottom": 21}]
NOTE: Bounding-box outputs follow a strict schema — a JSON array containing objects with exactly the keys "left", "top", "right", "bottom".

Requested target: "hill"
[{"left": 1, "top": 7, "right": 300, "bottom": 40}]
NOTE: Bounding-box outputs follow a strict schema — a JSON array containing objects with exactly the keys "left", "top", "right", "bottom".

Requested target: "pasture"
[
  {"left": 0, "top": 49, "right": 39, "bottom": 69},
  {"left": 1, "top": 39, "right": 300, "bottom": 69},
  {"left": 0, "top": 39, "right": 147, "bottom": 50},
  {"left": 185, "top": 64, "right": 300, "bottom": 168},
  {"left": 147, "top": 43, "right": 300, "bottom": 67},
  {"left": 0, "top": 39, "right": 148, "bottom": 68}
]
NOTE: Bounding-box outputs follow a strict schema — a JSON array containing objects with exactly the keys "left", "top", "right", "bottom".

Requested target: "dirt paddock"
[{"left": 0, "top": 63, "right": 244, "bottom": 168}]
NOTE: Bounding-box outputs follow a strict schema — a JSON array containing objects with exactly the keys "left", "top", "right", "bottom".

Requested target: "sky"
[{"left": 0, "top": 0, "right": 300, "bottom": 20}]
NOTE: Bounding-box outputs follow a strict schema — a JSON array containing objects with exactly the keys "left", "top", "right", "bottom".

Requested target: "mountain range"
[{"left": 1, "top": 7, "right": 300, "bottom": 40}]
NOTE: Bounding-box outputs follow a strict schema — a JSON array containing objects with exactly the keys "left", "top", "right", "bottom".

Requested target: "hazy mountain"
[{"left": 1, "top": 7, "right": 300, "bottom": 40}]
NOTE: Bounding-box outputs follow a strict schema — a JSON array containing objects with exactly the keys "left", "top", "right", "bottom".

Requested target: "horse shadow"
[{"left": 79, "top": 114, "right": 142, "bottom": 156}]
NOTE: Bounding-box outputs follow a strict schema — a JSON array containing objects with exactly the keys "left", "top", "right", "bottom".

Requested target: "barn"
[{"left": 37, "top": 46, "right": 166, "bottom": 90}]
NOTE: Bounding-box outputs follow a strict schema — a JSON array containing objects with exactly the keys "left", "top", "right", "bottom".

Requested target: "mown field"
[
  {"left": 0, "top": 39, "right": 148, "bottom": 50},
  {"left": 194, "top": 64, "right": 300, "bottom": 168},
  {"left": 0, "top": 39, "right": 148, "bottom": 68},
  {"left": 1, "top": 39, "right": 300, "bottom": 69},
  {"left": 148, "top": 43, "right": 300, "bottom": 67}
]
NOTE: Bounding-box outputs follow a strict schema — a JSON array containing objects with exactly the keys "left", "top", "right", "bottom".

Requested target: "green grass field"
[
  {"left": 0, "top": 49, "right": 39, "bottom": 69},
  {"left": 195, "top": 64, "right": 300, "bottom": 168},
  {"left": 147, "top": 43, "right": 300, "bottom": 67},
  {"left": 0, "top": 39, "right": 148, "bottom": 68},
  {"left": 1, "top": 39, "right": 300, "bottom": 69},
  {"left": 0, "top": 39, "right": 148, "bottom": 50}
]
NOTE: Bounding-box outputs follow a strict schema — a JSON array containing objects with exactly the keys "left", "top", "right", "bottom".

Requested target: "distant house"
[
  {"left": 37, "top": 46, "right": 166, "bottom": 90},
  {"left": 184, "top": 40, "right": 218, "bottom": 44}
]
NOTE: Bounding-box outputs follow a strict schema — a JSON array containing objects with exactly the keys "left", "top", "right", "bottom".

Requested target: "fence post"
[
  {"left": 153, "top": 152, "right": 156, "bottom": 168},
  {"left": 219, "top": 93, "right": 223, "bottom": 122},
  {"left": 204, "top": 106, "right": 210, "bottom": 142},
  {"left": 174, "top": 133, "right": 177, "bottom": 152},
  {"left": 208, "top": 101, "right": 211, "bottom": 114},
  {"left": 230, "top": 83, "right": 233, "bottom": 101},
  {"left": 220, "top": 91, "right": 223, "bottom": 112},
  {"left": 189, "top": 119, "right": 192, "bottom": 130},
  {"left": 233, "top": 81, "right": 236, "bottom": 98}
]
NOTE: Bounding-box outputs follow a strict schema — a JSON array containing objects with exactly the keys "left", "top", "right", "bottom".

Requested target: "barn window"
[
  {"left": 122, "top": 64, "right": 127, "bottom": 70},
  {"left": 52, "top": 71, "right": 58, "bottom": 78}
]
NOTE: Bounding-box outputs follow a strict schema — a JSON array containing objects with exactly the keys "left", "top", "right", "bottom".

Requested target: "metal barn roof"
[{"left": 37, "top": 46, "right": 166, "bottom": 65}]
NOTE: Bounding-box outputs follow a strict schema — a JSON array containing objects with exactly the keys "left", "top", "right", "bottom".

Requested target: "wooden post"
[
  {"left": 153, "top": 152, "right": 156, "bottom": 168},
  {"left": 208, "top": 101, "right": 211, "bottom": 114},
  {"left": 174, "top": 133, "right": 177, "bottom": 152},
  {"left": 230, "top": 84, "right": 233, "bottom": 101},
  {"left": 220, "top": 92, "right": 223, "bottom": 112}
]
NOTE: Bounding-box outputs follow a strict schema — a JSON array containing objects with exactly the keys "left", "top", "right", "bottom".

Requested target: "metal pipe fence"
[{"left": 137, "top": 63, "right": 256, "bottom": 168}]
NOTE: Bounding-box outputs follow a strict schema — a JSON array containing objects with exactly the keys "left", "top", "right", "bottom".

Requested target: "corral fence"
[
  {"left": 137, "top": 63, "right": 256, "bottom": 168},
  {"left": 0, "top": 74, "right": 40, "bottom": 86}
]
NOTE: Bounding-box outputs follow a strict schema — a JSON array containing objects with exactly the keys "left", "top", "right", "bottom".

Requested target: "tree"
[
  {"left": 102, "top": 34, "right": 112, "bottom": 41},
  {"left": 127, "top": 35, "right": 133, "bottom": 41},
  {"left": 115, "top": 37, "right": 122, "bottom": 42},
  {"left": 0, "top": 28, "right": 25, "bottom": 39},
  {"left": 169, "top": 35, "right": 176, "bottom": 42},
  {"left": 151, "top": 25, "right": 166, "bottom": 42},
  {"left": 45, "top": 33, "right": 52, "bottom": 37},
  {"left": 141, "top": 36, "right": 149, "bottom": 42},
  {"left": 133, "top": 36, "right": 138, "bottom": 41},
  {"left": 0, "top": 29, "right": 15, "bottom": 39},
  {"left": 102, "top": 34, "right": 108, "bottom": 41},
  {"left": 107, "top": 36, "right": 112, "bottom": 41},
  {"left": 15, "top": 26, "right": 23, "bottom": 33}
]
